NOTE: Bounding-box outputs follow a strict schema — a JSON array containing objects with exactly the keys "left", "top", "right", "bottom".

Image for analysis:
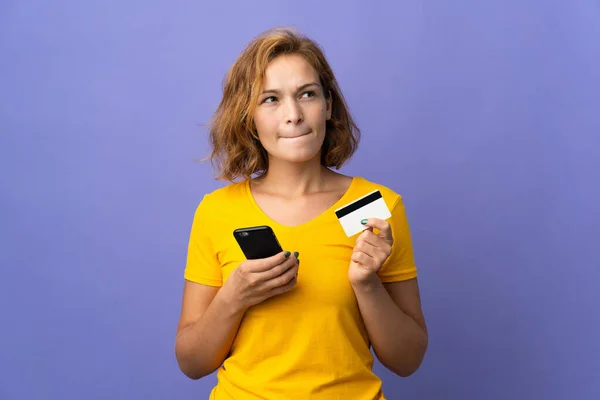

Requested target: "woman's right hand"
[{"left": 223, "top": 251, "right": 300, "bottom": 312}]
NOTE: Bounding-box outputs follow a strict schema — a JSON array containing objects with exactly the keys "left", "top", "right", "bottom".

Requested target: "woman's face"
[{"left": 253, "top": 53, "right": 332, "bottom": 166}]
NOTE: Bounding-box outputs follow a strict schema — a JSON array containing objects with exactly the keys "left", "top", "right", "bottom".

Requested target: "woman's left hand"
[{"left": 348, "top": 218, "right": 394, "bottom": 285}]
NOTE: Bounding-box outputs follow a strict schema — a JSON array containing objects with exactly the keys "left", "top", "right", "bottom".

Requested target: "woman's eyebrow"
[{"left": 261, "top": 82, "right": 320, "bottom": 95}]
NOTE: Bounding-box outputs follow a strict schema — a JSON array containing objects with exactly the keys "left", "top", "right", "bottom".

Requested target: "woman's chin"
[{"left": 270, "top": 150, "right": 322, "bottom": 165}]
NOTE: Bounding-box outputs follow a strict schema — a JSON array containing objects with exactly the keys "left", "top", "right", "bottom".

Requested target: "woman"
[{"left": 175, "top": 27, "right": 428, "bottom": 399}]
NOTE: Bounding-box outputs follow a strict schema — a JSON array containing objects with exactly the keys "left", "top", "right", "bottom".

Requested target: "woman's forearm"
[
  {"left": 352, "top": 277, "right": 428, "bottom": 377},
  {"left": 175, "top": 287, "right": 245, "bottom": 379}
]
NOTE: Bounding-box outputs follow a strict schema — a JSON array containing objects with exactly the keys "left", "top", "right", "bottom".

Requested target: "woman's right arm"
[
  {"left": 175, "top": 281, "right": 245, "bottom": 379},
  {"left": 175, "top": 251, "right": 300, "bottom": 379}
]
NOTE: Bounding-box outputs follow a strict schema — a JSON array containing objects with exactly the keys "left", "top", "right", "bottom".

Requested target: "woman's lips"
[{"left": 281, "top": 131, "right": 310, "bottom": 139}]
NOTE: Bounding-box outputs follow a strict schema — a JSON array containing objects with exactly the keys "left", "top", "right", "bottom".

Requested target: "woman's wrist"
[
  {"left": 350, "top": 272, "right": 382, "bottom": 293},
  {"left": 217, "top": 281, "right": 248, "bottom": 317}
]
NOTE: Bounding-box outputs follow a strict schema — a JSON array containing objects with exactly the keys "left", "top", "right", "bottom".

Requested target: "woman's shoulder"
[
  {"left": 196, "top": 180, "right": 249, "bottom": 210},
  {"left": 347, "top": 176, "right": 410, "bottom": 223},
  {"left": 351, "top": 175, "right": 403, "bottom": 203}
]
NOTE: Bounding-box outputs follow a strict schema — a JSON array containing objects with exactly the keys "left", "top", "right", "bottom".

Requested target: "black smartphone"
[{"left": 233, "top": 225, "right": 283, "bottom": 260}]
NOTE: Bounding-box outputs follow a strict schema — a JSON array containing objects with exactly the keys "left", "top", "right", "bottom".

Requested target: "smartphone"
[{"left": 233, "top": 225, "right": 283, "bottom": 260}]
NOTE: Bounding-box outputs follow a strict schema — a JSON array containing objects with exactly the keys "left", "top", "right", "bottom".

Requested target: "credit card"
[{"left": 334, "top": 190, "right": 392, "bottom": 237}]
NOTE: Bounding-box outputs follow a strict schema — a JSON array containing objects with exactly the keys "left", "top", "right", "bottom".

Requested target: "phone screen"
[{"left": 233, "top": 226, "right": 283, "bottom": 259}]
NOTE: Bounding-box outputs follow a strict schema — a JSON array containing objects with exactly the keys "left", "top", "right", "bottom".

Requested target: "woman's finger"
[{"left": 361, "top": 218, "right": 393, "bottom": 242}]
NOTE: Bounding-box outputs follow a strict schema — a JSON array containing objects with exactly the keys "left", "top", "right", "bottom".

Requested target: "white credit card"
[{"left": 334, "top": 190, "right": 392, "bottom": 237}]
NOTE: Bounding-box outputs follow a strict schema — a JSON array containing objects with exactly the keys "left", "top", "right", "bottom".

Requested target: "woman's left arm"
[
  {"left": 351, "top": 276, "right": 428, "bottom": 377},
  {"left": 349, "top": 218, "right": 428, "bottom": 377}
]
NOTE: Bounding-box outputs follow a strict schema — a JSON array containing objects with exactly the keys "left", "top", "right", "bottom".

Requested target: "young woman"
[{"left": 175, "top": 27, "right": 428, "bottom": 400}]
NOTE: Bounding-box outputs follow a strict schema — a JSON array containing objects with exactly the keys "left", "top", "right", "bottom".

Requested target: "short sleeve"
[
  {"left": 183, "top": 197, "right": 223, "bottom": 287},
  {"left": 377, "top": 196, "right": 418, "bottom": 283}
]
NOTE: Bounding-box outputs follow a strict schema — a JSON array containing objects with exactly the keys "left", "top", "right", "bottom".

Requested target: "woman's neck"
[{"left": 252, "top": 158, "right": 336, "bottom": 199}]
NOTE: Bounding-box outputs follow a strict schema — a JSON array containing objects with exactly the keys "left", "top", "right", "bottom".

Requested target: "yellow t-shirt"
[{"left": 184, "top": 176, "right": 418, "bottom": 400}]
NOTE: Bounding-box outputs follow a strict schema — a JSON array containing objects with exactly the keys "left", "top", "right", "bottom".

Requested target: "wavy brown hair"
[{"left": 206, "top": 27, "right": 360, "bottom": 182}]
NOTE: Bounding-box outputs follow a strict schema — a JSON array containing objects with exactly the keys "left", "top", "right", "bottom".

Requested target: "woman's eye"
[
  {"left": 262, "top": 96, "right": 277, "bottom": 104},
  {"left": 302, "top": 91, "right": 316, "bottom": 98}
]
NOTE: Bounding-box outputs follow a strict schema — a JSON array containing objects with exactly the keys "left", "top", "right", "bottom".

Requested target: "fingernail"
[
  {"left": 284, "top": 251, "right": 291, "bottom": 258},
  {"left": 297, "top": 258, "right": 300, "bottom": 265},
  {"left": 361, "top": 219, "right": 368, "bottom": 225},
  {"left": 294, "top": 251, "right": 299, "bottom": 258}
]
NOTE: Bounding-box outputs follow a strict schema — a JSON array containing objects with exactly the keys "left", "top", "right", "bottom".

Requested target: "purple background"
[{"left": 1, "top": 1, "right": 599, "bottom": 399}]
